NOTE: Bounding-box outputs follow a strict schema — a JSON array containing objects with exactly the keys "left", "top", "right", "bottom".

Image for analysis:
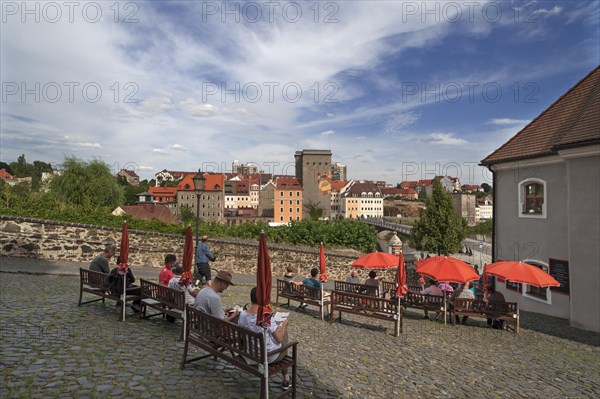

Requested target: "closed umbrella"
[
  {"left": 352, "top": 252, "right": 400, "bottom": 269},
  {"left": 179, "top": 226, "right": 195, "bottom": 286},
  {"left": 256, "top": 231, "right": 273, "bottom": 398},
  {"left": 118, "top": 222, "right": 129, "bottom": 322},
  {"left": 319, "top": 242, "right": 327, "bottom": 283},
  {"left": 179, "top": 226, "right": 195, "bottom": 337},
  {"left": 396, "top": 253, "right": 407, "bottom": 298}
]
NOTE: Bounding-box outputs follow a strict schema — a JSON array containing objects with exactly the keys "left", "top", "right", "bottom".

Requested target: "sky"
[{"left": 1, "top": 0, "right": 599, "bottom": 185}]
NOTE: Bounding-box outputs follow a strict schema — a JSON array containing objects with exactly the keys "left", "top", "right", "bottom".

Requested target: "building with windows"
[
  {"left": 274, "top": 178, "right": 303, "bottom": 223},
  {"left": 294, "top": 149, "right": 332, "bottom": 219},
  {"left": 148, "top": 187, "right": 178, "bottom": 210},
  {"left": 340, "top": 180, "right": 383, "bottom": 219},
  {"left": 330, "top": 162, "right": 347, "bottom": 181},
  {"left": 176, "top": 172, "right": 224, "bottom": 223},
  {"left": 481, "top": 66, "right": 600, "bottom": 332},
  {"left": 117, "top": 169, "right": 140, "bottom": 185},
  {"left": 154, "top": 169, "right": 190, "bottom": 186},
  {"left": 330, "top": 180, "right": 349, "bottom": 219},
  {"left": 476, "top": 196, "right": 493, "bottom": 220}
]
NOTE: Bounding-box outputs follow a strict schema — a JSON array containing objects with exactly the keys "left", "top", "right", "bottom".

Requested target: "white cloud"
[
  {"left": 153, "top": 149, "right": 168, "bottom": 155},
  {"left": 76, "top": 142, "right": 102, "bottom": 148},
  {"left": 172, "top": 144, "right": 186, "bottom": 151},
  {"left": 319, "top": 130, "right": 335, "bottom": 137},
  {"left": 140, "top": 94, "right": 173, "bottom": 113},
  {"left": 179, "top": 99, "right": 218, "bottom": 117},
  {"left": 138, "top": 165, "right": 155, "bottom": 171},
  {"left": 487, "top": 118, "right": 530, "bottom": 126},
  {"left": 422, "top": 133, "right": 468, "bottom": 146}
]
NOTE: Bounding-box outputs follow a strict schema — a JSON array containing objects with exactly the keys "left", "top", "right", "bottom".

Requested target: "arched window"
[{"left": 519, "top": 178, "right": 546, "bottom": 218}]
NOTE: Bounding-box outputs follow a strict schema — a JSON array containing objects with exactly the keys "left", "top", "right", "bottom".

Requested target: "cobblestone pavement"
[{"left": 1, "top": 266, "right": 599, "bottom": 398}]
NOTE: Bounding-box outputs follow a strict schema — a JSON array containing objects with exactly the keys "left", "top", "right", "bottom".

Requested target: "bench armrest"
[{"left": 267, "top": 340, "right": 299, "bottom": 357}]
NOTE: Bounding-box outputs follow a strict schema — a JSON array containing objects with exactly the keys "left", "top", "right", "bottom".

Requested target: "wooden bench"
[
  {"left": 334, "top": 280, "right": 380, "bottom": 297},
  {"left": 275, "top": 279, "right": 330, "bottom": 320},
  {"left": 329, "top": 290, "right": 402, "bottom": 337},
  {"left": 139, "top": 279, "right": 186, "bottom": 338},
  {"left": 78, "top": 268, "right": 140, "bottom": 319},
  {"left": 381, "top": 281, "right": 422, "bottom": 298},
  {"left": 452, "top": 298, "right": 520, "bottom": 334},
  {"left": 400, "top": 291, "right": 446, "bottom": 321},
  {"left": 181, "top": 306, "right": 298, "bottom": 399}
]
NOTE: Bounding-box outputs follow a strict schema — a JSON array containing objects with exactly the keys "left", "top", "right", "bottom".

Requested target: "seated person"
[
  {"left": 107, "top": 256, "right": 141, "bottom": 312},
  {"left": 169, "top": 265, "right": 199, "bottom": 306},
  {"left": 238, "top": 287, "right": 292, "bottom": 390},
  {"left": 346, "top": 270, "right": 360, "bottom": 284},
  {"left": 194, "top": 270, "right": 239, "bottom": 323},
  {"left": 483, "top": 285, "right": 506, "bottom": 329},
  {"left": 291, "top": 268, "right": 326, "bottom": 311},
  {"left": 421, "top": 279, "right": 443, "bottom": 320},
  {"left": 89, "top": 244, "right": 115, "bottom": 274},
  {"left": 365, "top": 271, "right": 380, "bottom": 287},
  {"left": 158, "top": 254, "right": 177, "bottom": 286},
  {"left": 453, "top": 281, "right": 475, "bottom": 325},
  {"left": 284, "top": 266, "right": 296, "bottom": 282}
]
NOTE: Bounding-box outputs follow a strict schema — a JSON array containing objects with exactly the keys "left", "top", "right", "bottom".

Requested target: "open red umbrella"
[
  {"left": 319, "top": 242, "right": 327, "bottom": 283},
  {"left": 352, "top": 252, "right": 400, "bottom": 269},
  {"left": 396, "top": 253, "right": 407, "bottom": 298},
  {"left": 484, "top": 261, "right": 559, "bottom": 287},
  {"left": 118, "top": 222, "right": 129, "bottom": 321},
  {"left": 179, "top": 226, "right": 194, "bottom": 286},
  {"left": 256, "top": 231, "right": 272, "bottom": 328},
  {"left": 416, "top": 256, "right": 479, "bottom": 283}
]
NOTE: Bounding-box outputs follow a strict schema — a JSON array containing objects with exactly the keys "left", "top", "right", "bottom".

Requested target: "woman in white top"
[{"left": 237, "top": 287, "right": 292, "bottom": 390}]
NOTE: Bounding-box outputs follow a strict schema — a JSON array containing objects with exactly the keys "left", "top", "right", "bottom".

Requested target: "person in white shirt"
[{"left": 168, "top": 265, "right": 198, "bottom": 306}]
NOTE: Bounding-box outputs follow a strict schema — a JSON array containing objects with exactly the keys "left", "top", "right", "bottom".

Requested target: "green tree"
[
  {"left": 418, "top": 190, "right": 427, "bottom": 202},
  {"left": 410, "top": 180, "right": 466, "bottom": 255},
  {"left": 303, "top": 201, "right": 324, "bottom": 221},
  {"left": 0, "top": 162, "right": 13, "bottom": 174},
  {"left": 180, "top": 206, "right": 195, "bottom": 226},
  {"left": 49, "top": 156, "right": 124, "bottom": 208}
]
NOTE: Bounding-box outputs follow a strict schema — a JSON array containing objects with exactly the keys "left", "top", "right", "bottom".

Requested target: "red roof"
[
  {"left": 119, "top": 169, "right": 139, "bottom": 178},
  {"left": 330, "top": 180, "right": 348, "bottom": 191},
  {"left": 417, "top": 179, "right": 433, "bottom": 186},
  {"left": 382, "top": 188, "right": 417, "bottom": 196},
  {"left": 399, "top": 181, "right": 418, "bottom": 188},
  {"left": 148, "top": 186, "right": 178, "bottom": 197},
  {"left": 482, "top": 66, "right": 600, "bottom": 165},
  {"left": 177, "top": 173, "right": 195, "bottom": 190},
  {"left": 117, "top": 204, "right": 179, "bottom": 224},
  {"left": 0, "top": 169, "right": 14, "bottom": 179},
  {"left": 204, "top": 173, "right": 224, "bottom": 191},
  {"left": 276, "top": 177, "right": 302, "bottom": 189}
]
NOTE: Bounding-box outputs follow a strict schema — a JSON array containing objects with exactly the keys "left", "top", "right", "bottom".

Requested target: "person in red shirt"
[{"left": 158, "top": 254, "right": 177, "bottom": 286}]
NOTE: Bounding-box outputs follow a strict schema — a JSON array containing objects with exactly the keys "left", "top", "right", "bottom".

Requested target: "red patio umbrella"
[
  {"left": 484, "top": 261, "right": 559, "bottom": 287},
  {"left": 415, "top": 256, "right": 479, "bottom": 325},
  {"left": 319, "top": 242, "right": 327, "bottom": 283},
  {"left": 352, "top": 252, "right": 400, "bottom": 269},
  {"left": 396, "top": 252, "right": 407, "bottom": 298},
  {"left": 256, "top": 231, "right": 273, "bottom": 328},
  {"left": 118, "top": 222, "right": 129, "bottom": 321},
  {"left": 416, "top": 256, "right": 479, "bottom": 283},
  {"left": 179, "top": 226, "right": 194, "bottom": 286}
]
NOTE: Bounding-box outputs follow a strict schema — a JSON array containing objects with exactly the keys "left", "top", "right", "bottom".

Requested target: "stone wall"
[{"left": 0, "top": 215, "right": 403, "bottom": 282}]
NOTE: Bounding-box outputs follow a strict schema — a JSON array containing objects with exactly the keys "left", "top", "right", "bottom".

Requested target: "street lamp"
[
  {"left": 478, "top": 241, "right": 484, "bottom": 269},
  {"left": 192, "top": 170, "right": 205, "bottom": 256}
]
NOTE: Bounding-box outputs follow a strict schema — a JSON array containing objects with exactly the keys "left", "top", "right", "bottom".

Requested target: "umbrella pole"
[
  {"left": 122, "top": 272, "right": 126, "bottom": 322},
  {"left": 262, "top": 328, "right": 269, "bottom": 399}
]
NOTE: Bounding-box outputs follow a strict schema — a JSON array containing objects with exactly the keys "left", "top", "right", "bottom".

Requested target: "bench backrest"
[
  {"left": 334, "top": 280, "right": 379, "bottom": 297},
  {"left": 140, "top": 279, "right": 185, "bottom": 310},
  {"left": 331, "top": 290, "right": 399, "bottom": 314},
  {"left": 277, "top": 279, "right": 323, "bottom": 299},
  {"left": 381, "top": 281, "right": 422, "bottom": 294},
  {"left": 80, "top": 268, "right": 109, "bottom": 289},
  {"left": 403, "top": 291, "right": 445, "bottom": 307},
  {"left": 186, "top": 306, "right": 265, "bottom": 363},
  {"left": 454, "top": 298, "right": 518, "bottom": 315}
]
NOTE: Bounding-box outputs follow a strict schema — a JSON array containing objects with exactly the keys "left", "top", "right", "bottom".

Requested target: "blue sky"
[{"left": 1, "top": 0, "right": 598, "bottom": 184}]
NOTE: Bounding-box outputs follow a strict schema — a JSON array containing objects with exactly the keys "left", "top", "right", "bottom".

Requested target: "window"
[
  {"left": 519, "top": 179, "right": 546, "bottom": 218},
  {"left": 296, "top": 208, "right": 300, "bottom": 213},
  {"left": 280, "top": 216, "right": 284, "bottom": 221},
  {"left": 280, "top": 208, "right": 283, "bottom": 212},
  {"left": 522, "top": 259, "right": 552, "bottom": 304}
]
